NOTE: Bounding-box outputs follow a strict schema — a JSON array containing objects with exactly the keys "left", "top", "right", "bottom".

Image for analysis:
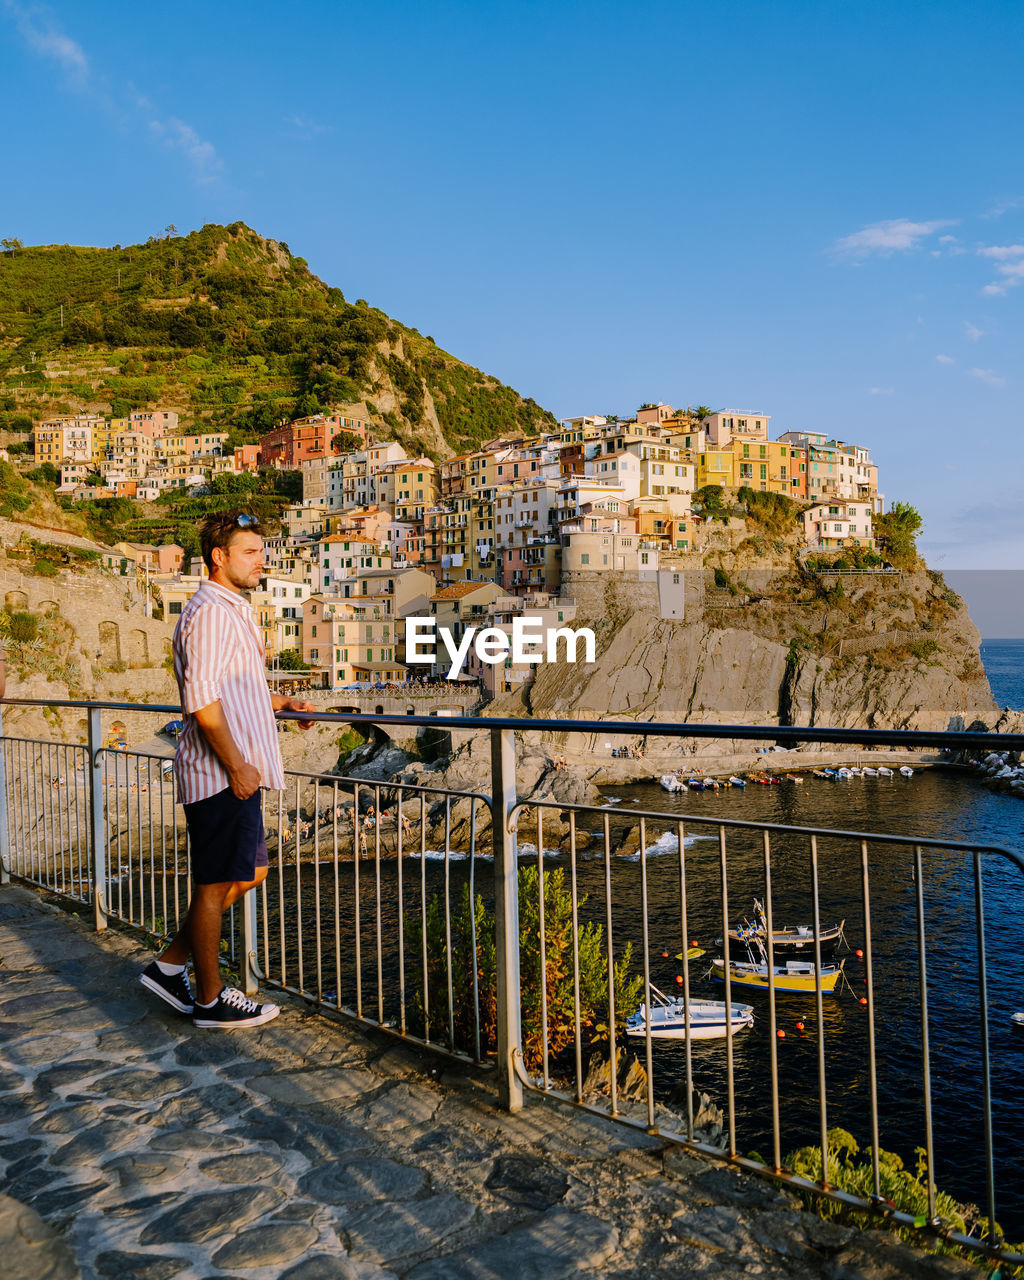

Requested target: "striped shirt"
[{"left": 172, "top": 580, "right": 285, "bottom": 804}]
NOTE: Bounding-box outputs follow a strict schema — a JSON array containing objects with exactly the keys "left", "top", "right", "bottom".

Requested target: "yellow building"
[
  {"left": 696, "top": 450, "right": 736, "bottom": 490},
  {"left": 394, "top": 459, "right": 440, "bottom": 523},
  {"left": 731, "top": 439, "right": 796, "bottom": 495}
]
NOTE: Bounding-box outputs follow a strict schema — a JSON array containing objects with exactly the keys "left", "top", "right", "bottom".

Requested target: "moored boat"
[
  {"left": 836, "top": 767, "right": 852, "bottom": 779},
  {"left": 723, "top": 900, "right": 846, "bottom": 955},
  {"left": 728, "top": 776, "right": 747, "bottom": 788},
  {"left": 626, "top": 985, "right": 755, "bottom": 1039},
  {"left": 784, "top": 773, "right": 805, "bottom": 783},
  {"left": 659, "top": 774, "right": 684, "bottom": 792},
  {"left": 862, "top": 767, "right": 878, "bottom": 777},
  {"left": 899, "top": 766, "right": 914, "bottom": 778},
  {"left": 712, "top": 953, "right": 846, "bottom": 994},
  {"left": 878, "top": 766, "right": 894, "bottom": 777}
]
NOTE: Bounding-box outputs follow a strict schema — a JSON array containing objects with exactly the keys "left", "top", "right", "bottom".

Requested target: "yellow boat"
[{"left": 712, "top": 955, "right": 845, "bottom": 993}]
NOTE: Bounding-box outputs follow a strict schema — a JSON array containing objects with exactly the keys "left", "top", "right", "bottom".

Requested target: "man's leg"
[{"left": 159, "top": 865, "right": 269, "bottom": 999}]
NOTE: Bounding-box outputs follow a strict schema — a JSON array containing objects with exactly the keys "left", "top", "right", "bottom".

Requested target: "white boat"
[
  {"left": 862, "top": 767, "right": 878, "bottom": 777},
  {"left": 1012, "top": 1011, "right": 1024, "bottom": 1031},
  {"left": 877, "top": 766, "right": 894, "bottom": 777},
  {"left": 728, "top": 776, "right": 747, "bottom": 788},
  {"left": 626, "top": 985, "right": 754, "bottom": 1039},
  {"left": 899, "top": 766, "right": 914, "bottom": 778},
  {"left": 837, "top": 767, "right": 852, "bottom": 779},
  {"left": 659, "top": 774, "right": 684, "bottom": 792},
  {"left": 848, "top": 767, "right": 862, "bottom": 776}
]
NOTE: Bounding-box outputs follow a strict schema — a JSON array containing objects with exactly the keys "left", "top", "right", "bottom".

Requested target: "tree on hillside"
[
  {"left": 873, "top": 501, "right": 923, "bottom": 567},
  {"left": 1, "top": 237, "right": 24, "bottom": 254}
]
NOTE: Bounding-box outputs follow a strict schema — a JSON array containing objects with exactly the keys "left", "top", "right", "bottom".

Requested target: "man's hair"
[{"left": 198, "top": 511, "right": 260, "bottom": 571}]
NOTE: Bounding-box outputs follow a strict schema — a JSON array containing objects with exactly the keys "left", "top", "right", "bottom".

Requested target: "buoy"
[
  {"left": 675, "top": 974, "right": 684, "bottom": 985},
  {"left": 859, "top": 997, "right": 868, "bottom": 1006},
  {"left": 795, "top": 1021, "right": 805, "bottom": 1032},
  {"left": 777, "top": 1029, "right": 786, "bottom": 1038},
  {"left": 691, "top": 940, "right": 698, "bottom": 948},
  {"left": 661, "top": 950, "right": 669, "bottom": 957},
  {"left": 855, "top": 948, "right": 864, "bottom": 959}
]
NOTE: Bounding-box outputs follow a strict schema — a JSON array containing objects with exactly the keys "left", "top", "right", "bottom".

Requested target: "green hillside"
[{"left": 0, "top": 223, "right": 555, "bottom": 454}]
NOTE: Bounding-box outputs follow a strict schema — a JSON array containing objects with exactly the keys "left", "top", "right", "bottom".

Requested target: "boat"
[
  {"left": 626, "top": 985, "right": 755, "bottom": 1039},
  {"left": 1011, "top": 1011, "right": 1024, "bottom": 1031},
  {"left": 728, "top": 776, "right": 747, "bottom": 788},
  {"left": 878, "top": 766, "right": 894, "bottom": 777},
  {"left": 659, "top": 774, "right": 684, "bottom": 792},
  {"left": 812, "top": 770, "right": 829, "bottom": 779},
  {"left": 784, "top": 773, "right": 805, "bottom": 783},
  {"left": 899, "top": 766, "right": 914, "bottom": 778},
  {"left": 821, "top": 768, "right": 837, "bottom": 779},
  {"left": 862, "top": 767, "right": 878, "bottom": 777},
  {"left": 848, "top": 766, "right": 862, "bottom": 777},
  {"left": 722, "top": 901, "right": 846, "bottom": 955},
  {"left": 712, "top": 943, "right": 846, "bottom": 994},
  {"left": 836, "top": 768, "right": 852, "bottom": 779},
  {"left": 688, "top": 777, "right": 707, "bottom": 790}
]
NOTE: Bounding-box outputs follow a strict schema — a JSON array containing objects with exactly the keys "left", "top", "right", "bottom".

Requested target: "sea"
[{"left": 583, "top": 637, "right": 1024, "bottom": 1237}]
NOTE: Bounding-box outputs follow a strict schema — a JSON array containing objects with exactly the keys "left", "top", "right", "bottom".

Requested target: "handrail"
[{"left": 2, "top": 696, "right": 1022, "bottom": 751}]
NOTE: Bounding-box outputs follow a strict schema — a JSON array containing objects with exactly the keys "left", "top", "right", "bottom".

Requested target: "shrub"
[
  {"left": 408, "top": 865, "right": 642, "bottom": 1072},
  {"left": 8, "top": 610, "right": 38, "bottom": 643}
]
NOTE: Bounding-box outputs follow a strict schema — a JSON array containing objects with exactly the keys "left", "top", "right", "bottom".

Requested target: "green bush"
[
  {"left": 408, "top": 865, "right": 642, "bottom": 1072},
  {"left": 8, "top": 610, "right": 38, "bottom": 642}
]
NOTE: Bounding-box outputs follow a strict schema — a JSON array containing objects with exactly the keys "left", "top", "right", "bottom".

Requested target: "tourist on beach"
[{"left": 139, "top": 511, "right": 315, "bottom": 1030}]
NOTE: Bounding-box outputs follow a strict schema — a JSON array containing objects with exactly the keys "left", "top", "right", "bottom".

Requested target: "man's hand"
[
  {"left": 279, "top": 698, "right": 317, "bottom": 730},
  {"left": 228, "top": 760, "right": 263, "bottom": 800}
]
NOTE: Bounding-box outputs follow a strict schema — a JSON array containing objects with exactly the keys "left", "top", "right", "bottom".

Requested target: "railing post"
[
  {"left": 0, "top": 706, "right": 9, "bottom": 885},
  {"left": 241, "top": 889, "right": 261, "bottom": 997},
  {"left": 491, "top": 727, "right": 523, "bottom": 1112},
  {"left": 87, "top": 707, "right": 108, "bottom": 931}
]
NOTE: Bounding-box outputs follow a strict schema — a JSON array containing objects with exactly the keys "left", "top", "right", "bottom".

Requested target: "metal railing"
[{"left": 1, "top": 697, "right": 1023, "bottom": 1266}]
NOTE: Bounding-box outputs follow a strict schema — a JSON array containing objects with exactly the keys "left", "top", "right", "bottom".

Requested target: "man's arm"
[
  {"left": 193, "top": 701, "right": 261, "bottom": 798},
  {"left": 270, "top": 692, "right": 316, "bottom": 729}
]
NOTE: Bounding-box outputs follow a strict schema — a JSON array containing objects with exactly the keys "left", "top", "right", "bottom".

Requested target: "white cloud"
[
  {"left": 935, "top": 354, "right": 955, "bottom": 365},
  {"left": 149, "top": 116, "right": 222, "bottom": 182},
  {"left": 980, "top": 256, "right": 1024, "bottom": 295},
  {"left": 831, "top": 218, "right": 957, "bottom": 260},
  {"left": 964, "top": 322, "right": 984, "bottom": 341},
  {"left": 2, "top": 0, "right": 88, "bottom": 82},
  {"left": 981, "top": 196, "right": 1024, "bottom": 220},
  {"left": 284, "top": 113, "right": 333, "bottom": 138},
  {"left": 978, "top": 244, "right": 1024, "bottom": 259},
  {"left": 867, "top": 386, "right": 894, "bottom": 396},
  {"left": 968, "top": 367, "right": 1006, "bottom": 387}
]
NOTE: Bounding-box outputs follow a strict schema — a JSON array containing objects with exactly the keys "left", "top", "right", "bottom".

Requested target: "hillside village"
[{"left": 20, "top": 401, "right": 889, "bottom": 697}]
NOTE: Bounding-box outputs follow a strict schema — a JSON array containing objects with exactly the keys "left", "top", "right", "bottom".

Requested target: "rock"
[
  {"left": 340, "top": 1193, "right": 476, "bottom": 1263},
  {"left": 199, "top": 1152, "right": 286, "bottom": 1184},
  {"left": 95, "top": 1251, "right": 189, "bottom": 1280},
  {"left": 485, "top": 1154, "right": 570, "bottom": 1210},
  {"left": 298, "top": 1157, "right": 426, "bottom": 1206},
  {"left": 0, "top": 1193, "right": 80, "bottom": 1280},
  {"left": 139, "top": 1186, "right": 284, "bottom": 1245},
  {"left": 211, "top": 1222, "right": 319, "bottom": 1269},
  {"left": 405, "top": 1207, "right": 618, "bottom": 1280}
]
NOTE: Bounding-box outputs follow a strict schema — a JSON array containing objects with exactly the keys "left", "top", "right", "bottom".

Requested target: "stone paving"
[{"left": 0, "top": 883, "right": 982, "bottom": 1280}]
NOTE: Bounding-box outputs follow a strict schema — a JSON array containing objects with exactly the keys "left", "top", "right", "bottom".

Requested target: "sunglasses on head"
[{"left": 234, "top": 513, "right": 260, "bottom": 529}]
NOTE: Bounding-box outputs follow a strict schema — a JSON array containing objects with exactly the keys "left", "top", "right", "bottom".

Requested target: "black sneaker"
[
  {"left": 193, "top": 987, "right": 280, "bottom": 1030},
  {"left": 140, "top": 961, "right": 194, "bottom": 1014}
]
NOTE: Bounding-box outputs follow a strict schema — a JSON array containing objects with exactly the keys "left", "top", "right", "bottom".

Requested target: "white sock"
[
  {"left": 155, "top": 959, "right": 184, "bottom": 976},
  {"left": 196, "top": 991, "right": 221, "bottom": 1008}
]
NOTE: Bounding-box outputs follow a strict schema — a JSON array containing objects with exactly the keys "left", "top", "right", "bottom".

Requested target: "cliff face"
[{"left": 516, "top": 568, "right": 997, "bottom": 738}]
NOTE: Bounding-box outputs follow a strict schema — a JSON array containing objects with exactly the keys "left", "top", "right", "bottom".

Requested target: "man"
[{"left": 140, "top": 511, "right": 315, "bottom": 1029}]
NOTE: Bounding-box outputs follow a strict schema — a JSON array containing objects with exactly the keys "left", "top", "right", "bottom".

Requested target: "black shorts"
[{"left": 184, "top": 787, "right": 269, "bottom": 885}]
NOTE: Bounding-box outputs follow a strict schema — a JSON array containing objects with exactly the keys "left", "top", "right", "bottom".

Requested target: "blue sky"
[{"left": 2, "top": 0, "right": 1022, "bottom": 600}]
